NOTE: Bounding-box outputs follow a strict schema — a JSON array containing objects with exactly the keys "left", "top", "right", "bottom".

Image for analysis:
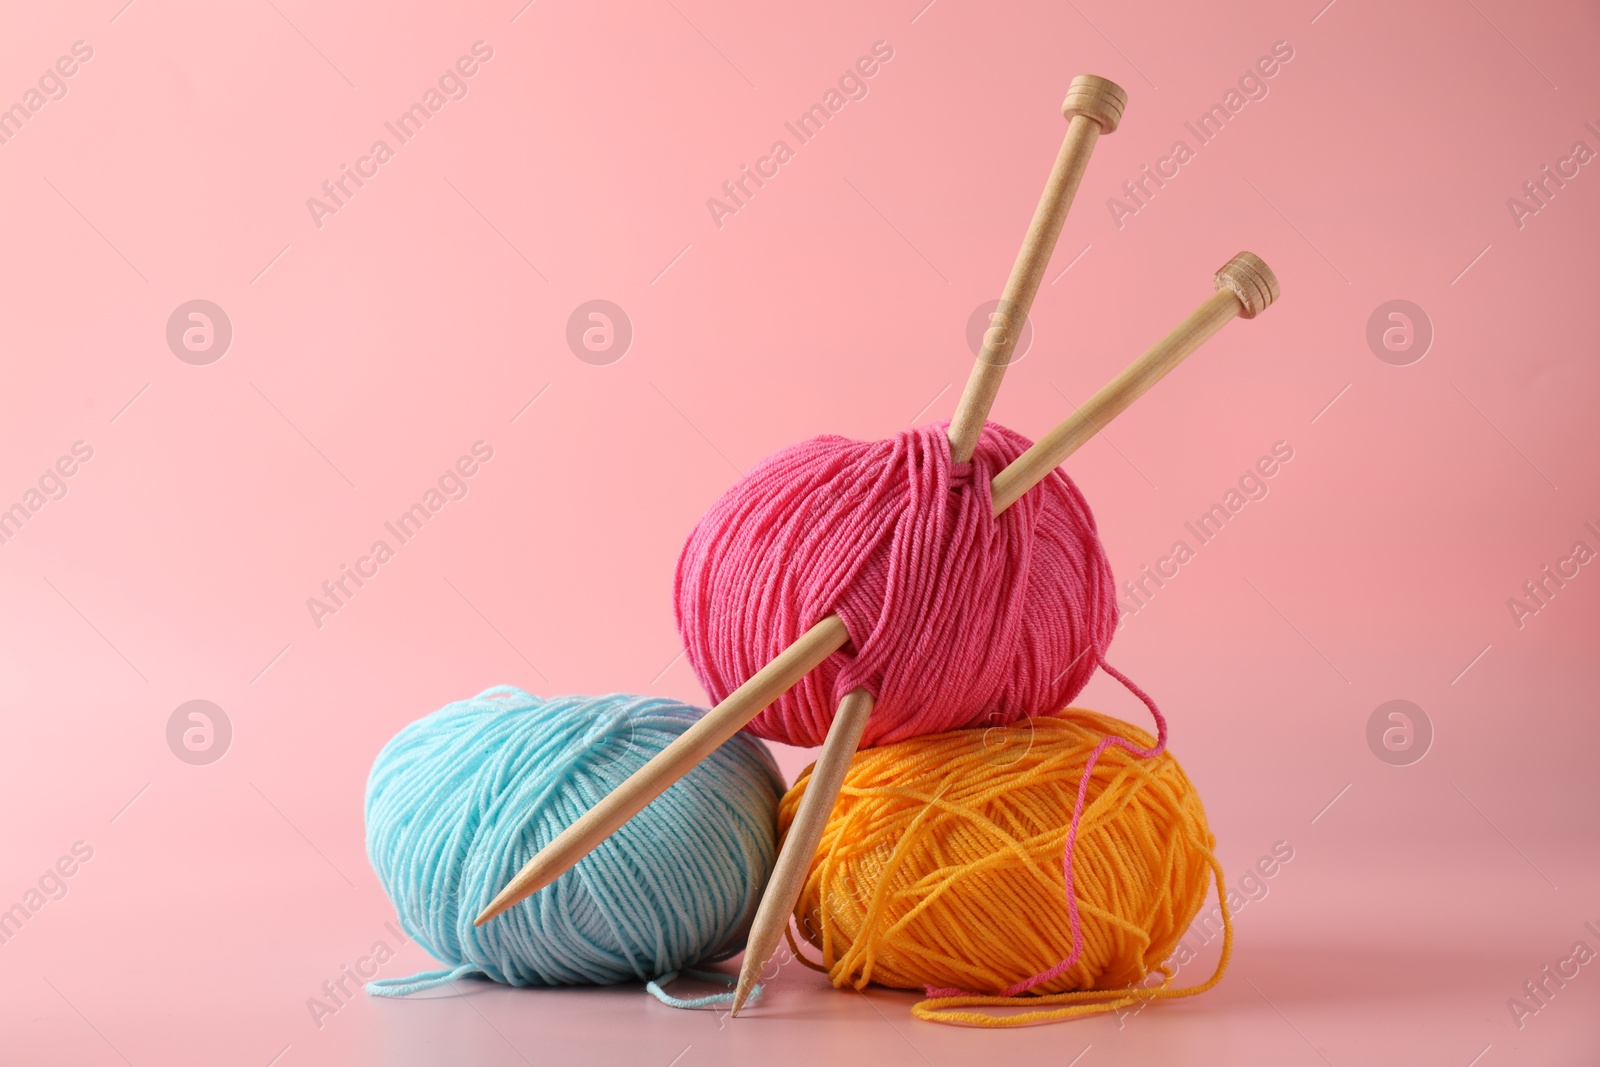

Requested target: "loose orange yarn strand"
[{"left": 778, "top": 710, "right": 1234, "bottom": 1028}]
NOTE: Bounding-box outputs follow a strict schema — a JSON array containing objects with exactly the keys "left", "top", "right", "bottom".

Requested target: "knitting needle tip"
[
  {"left": 730, "top": 980, "right": 755, "bottom": 1018},
  {"left": 474, "top": 879, "right": 532, "bottom": 925}
]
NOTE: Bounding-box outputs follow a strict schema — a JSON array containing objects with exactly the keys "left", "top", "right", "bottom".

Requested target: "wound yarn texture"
[
  {"left": 364, "top": 687, "right": 783, "bottom": 993},
  {"left": 676, "top": 421, "right": 1117, "bottom": 748},
  {"left": 780, "top": 711, "right": 1231, "bottom": 1027}
]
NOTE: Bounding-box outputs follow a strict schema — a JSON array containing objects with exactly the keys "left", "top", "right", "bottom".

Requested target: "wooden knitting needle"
[
  {"left": 730, "top": 75, "right": 1127, "bottom": 1015},
  {"left": 474, "top": 251, "right": 1280, "bottom": 928},
  {"left": 946, "top": 74, "right": 1127, "bottom": 464}
]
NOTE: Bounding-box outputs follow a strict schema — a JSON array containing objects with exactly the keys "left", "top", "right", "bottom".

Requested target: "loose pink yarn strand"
[{"left": 923, "top": 654, "right": 1168, "bottom": 1000}]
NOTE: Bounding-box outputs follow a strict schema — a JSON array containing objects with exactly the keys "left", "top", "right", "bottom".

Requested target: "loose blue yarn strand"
[
  {"left": 645, "top": 969, "right": 763, "bottom": 1010},
  {"left": 364, "top": 686, "right": 782, "bottom": 1010},
  {"left": 368, "top": 965, "right": 761, "bottom": 1011}
]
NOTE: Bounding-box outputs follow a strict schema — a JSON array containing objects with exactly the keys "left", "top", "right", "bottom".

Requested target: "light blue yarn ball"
[{"left": 365, "top": 686, "right": 784, "bottom": 987}]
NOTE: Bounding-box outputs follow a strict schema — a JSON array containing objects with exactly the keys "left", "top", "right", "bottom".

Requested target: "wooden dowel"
[
  {"left": 991, "top": 251, "right": 1278, "bottom": 514},
  {"left": 947, "top": 75, "right": 1126, "bottom": 464},
  {"left": 729, "top": 688, "right": 874, "bottom": 1014},
  {"left": 734, "top": 77, "right": 1126, "bottom": 1011},
  {"left": 473, "top": 251, "right": 1279, "bottom": 928}
]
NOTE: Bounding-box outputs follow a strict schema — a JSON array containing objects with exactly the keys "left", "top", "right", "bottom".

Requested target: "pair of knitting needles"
[{"left": 475, "top": 75, "right": 1280, "bottom": 1016}]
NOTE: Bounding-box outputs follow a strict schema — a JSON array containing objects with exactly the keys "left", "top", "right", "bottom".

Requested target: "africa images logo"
[
  {"left": 305, "top": 41, "right": 496, "bottom": 229},
  {"left": 705, "top": 41, "right": 895, "bottom": 229}
]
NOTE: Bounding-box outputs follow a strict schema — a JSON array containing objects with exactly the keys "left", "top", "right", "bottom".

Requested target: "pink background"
[{"left": 2, "top": 0, "right": 1597, "bottom": 1063}]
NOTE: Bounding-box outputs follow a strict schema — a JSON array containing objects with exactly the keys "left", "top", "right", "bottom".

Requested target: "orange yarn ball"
[{"left": 779, "top": 710, "right": 1232, "bottom": 1026}]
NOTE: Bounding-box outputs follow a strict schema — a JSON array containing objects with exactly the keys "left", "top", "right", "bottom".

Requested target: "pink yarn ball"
[{"left": 674, "top": 422, "right": 1118, "bottom": 748}]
